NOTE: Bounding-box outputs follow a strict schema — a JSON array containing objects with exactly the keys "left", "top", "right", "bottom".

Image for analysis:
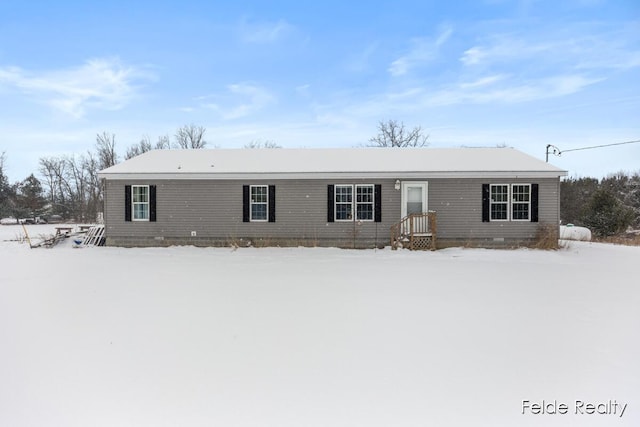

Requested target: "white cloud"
[
  {"left": 317, "top": 72, "right": 603, "bottom": 123},
  {"left": 426, "top": 74, "right": 603, "bottom": 106},
  {"left": 459, "top": 24, "right": 640, "bottom": 73},
  {"left": 295, "top": 84, "right": 311, "bottom": 97},
  {"left": 459, "top": 46, "right": 485, "bottom": 66},
  {"left": 203, "top": 83, "right": 275, "bottom": 120},
  {"left": 345, "top": 43, "right": 379, "bottom": 73},
  {"left": 0, "top": 58, "right": 153, "bottom": 118},
  {"left": 459, "top": 74, "right": 507, "bottom": 89},
  {"left": 460, "top": 37, "right": 541, "bottom": 66},
  {"left": 238, "top": 18, "right": 294, "bottom": 44},
  {"left": 388, "top": 25, "right": 453, "bottom": 76},
  {"left": 452, "top": 23, "right": 639, "bottom": 110}
]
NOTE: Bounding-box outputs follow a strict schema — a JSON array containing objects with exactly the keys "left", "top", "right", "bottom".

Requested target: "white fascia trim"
[{"left": 99, "top": 170, "right": 567, "bottom": 180}]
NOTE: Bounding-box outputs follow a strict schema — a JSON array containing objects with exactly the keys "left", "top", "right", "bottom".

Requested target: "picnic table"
[{"left": 54, "top": 226, "right": 74, "bottom": 237}]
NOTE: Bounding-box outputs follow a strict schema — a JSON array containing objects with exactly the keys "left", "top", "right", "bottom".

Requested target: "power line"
[
  {"left": 546, "top": 139, "right": 640, "bottom": 162},
  {"left": 561, "top": 139, "right": 640, "bottom": 153}
]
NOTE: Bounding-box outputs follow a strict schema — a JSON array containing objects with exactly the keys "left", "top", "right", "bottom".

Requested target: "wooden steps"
[
  {"left": 82, "top": 225, "right": 105, "bottom": 246},
  {"left": 390, "top": 212, "right": 437, "bottom": 250}
]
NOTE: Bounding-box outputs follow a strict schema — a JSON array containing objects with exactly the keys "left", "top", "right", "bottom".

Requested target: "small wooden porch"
[{"left": 390, "top": 211, "right": 437, "bottom": 250}]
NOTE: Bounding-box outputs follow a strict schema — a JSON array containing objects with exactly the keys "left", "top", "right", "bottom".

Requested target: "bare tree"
[
  {"left": 368, "top": 119, "right": 429, "bottom": 148},
  {"left": 38, "top": 156, "right": 75, "bottom": 218},
  {"left": 155, "top": 134, "right": 171, "bottom": 150},
  {"left": 96, "top": 132, "right": 118, "bottom": 169},
  {"left": 174, "top": 124, "right": 207, "bottom": 149},
  {"left": 83, "top": 152, "right": 102, "bottom": 220},
  {"left": 125, "top": 136, "right": 153, "bottom": 160},
  {"left": 39, "top": 152, "right": 104, "bottom": 221},
  {"left": 244, "top": 139, "right": 281, "bottom": 149},
  {"left": 63, "top": 154, "right": 89, "bottom": 221}
]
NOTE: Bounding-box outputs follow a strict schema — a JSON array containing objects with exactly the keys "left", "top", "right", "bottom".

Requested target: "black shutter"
[
  {"left": 242, "top": 185, "right": 250, "bottom": 222},
  {"left": 374, "top": 184, "right": 382, "bottom": 222},
  {"left": 268, "top": 185, "right": 276, "bottom": 222},
  {"left": 125, "top": 185, "right": 132, "bottom": 221},
  {"left": 327, "top": 185, "right": 335, "bottom": 222},
  {"left": 531, "top": 183, "right": 539, "bottom": 222},
  {"left": 149, "top": 185, "right": 157, "bottom": 222},
  {"left": 482, "top": 184, "right": 490, "bottom": 222}
]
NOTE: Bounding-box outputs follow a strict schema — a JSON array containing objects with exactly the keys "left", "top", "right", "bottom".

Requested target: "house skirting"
[
  {"left": 105, "top": 235, "right": 387, "bottom": 249},
  {"left": 106, "top": 235, "right": 556, "bottom": 249}
]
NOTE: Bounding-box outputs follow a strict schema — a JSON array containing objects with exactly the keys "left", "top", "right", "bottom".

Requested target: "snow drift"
[{"left": 0, "top": 225, "right": 637, "bottom": 427}]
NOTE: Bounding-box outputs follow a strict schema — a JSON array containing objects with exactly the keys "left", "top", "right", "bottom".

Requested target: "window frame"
[
  {"left": 249, "top": 184, "right": 269, "bottom": 222},
  {"left": 131, "top": 185, "right": 150, "bottom": 222},
  {"left": 334, "top": 184, "right": 354, "bottom": 222},
  {"left": 355, "top": 184, "right": 375, "bottom": 222},
  {"left": 489, "top": 184, "right": 509, "bottom": 222},
  {"left": 511, "top": 184, "right": 531, "bottom": 221},
  {"left": 333, "top": 184, "right": 376, "bottom": 222}
]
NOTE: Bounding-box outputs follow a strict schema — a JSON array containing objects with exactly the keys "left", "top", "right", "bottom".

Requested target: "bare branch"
[
  {"left": 96, "top": 132, "right": 118, "bottom": 168},
  {"left": 125, "top": 135, "right": 153, "bottom": 160},
  {"left": 244, "top": 139, "right": 281, "bottom": 149},
  {"left": 155, "top": 134, "right": 171, "bottom": 150},
  {"left": 367, "top": 119, "right": 429, "bottom": 148},
  {"left": 174, "top": 124, "right": 207, "bottom": 149}
]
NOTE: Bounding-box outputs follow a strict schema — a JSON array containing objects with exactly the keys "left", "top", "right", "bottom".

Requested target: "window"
[
  {"left": 125, "top": 185, "right": 156, "bottom": 222},
  {"left": 482, "top": 183, "right": 538, "bottom": 223},
  {"left": 132, "top": 185, "right": 149, "bottom": 221},
  {"left": 250, "top": 185, "right": 268, "bottom": 221},
  {"left": 490, "top": 184, "right": 508, "bottom": 221},
  {"left": 328, "top": 184, "right": 381, "bottom": 223},
  {"left": 356, "top": 185, "right": 374, "bottom": 221},
  {"left": 335, "top": 185, "right": 353, "bottom": 221},
  {"left": 511, "top": 184, "right": 531, "bottom": 220},
  {"left": 243, "top": 185, "right": 275, "bottom": 223}
]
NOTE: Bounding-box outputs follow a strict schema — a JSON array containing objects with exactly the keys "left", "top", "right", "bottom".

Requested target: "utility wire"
[
  {"left": 560, "top": 139, "right": 640, "bottom": 154},
  {"left": 546, "top": 139, "right": 640, "bottom": 161}
]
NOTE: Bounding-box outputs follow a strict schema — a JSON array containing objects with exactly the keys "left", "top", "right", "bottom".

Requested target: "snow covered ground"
[{"left": 1, "top": 224, "right": 638, "bottom": 427}]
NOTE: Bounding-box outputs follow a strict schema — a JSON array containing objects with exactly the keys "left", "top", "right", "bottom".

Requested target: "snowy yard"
[{"left": 1, "top": 225, "right": 638, "bottom": 427}]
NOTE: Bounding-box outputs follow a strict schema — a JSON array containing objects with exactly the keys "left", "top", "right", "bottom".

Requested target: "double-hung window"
[
  {"left": 484, "top": 183, "right": 535, "bottom": 222},
  {"left": 250, "top": 185, "right": 268, "bottom": 221},
  {"left": 511, "top": 184, "right": 531, "bottom": 221},
  {"left": 490, "top": 184, "right": 509, "bottom": 221},
  {"left": 242, "top": 185, "right": 275, "bottom": 223},
  {"left": 356, "top": 185, "right": 374, "bottom": 221},
  {"left": 335, "top": 185, "right": 353, "bottom": 221},
  {"left": 329, "top": 184, "right": 381, "bottom": 223},
  {"left": 132, "top": 185, "right": 150, "bottom": 221}
]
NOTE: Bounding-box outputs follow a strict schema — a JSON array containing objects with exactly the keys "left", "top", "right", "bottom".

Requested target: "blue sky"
[{"left": 1, "top": 0, "right": 638, "bottom": 181}]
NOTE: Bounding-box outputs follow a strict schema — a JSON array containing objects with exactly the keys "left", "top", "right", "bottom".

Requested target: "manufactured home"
[{"left": 98, "top": 148, "right": 567, "bottom": 249}]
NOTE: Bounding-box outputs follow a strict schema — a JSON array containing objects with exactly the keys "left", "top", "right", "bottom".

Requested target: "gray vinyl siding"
[
  {"left": 105, "top": 178, "right": 400, "bottom": 248},
  {"left": 104, "top": 176, "right": 560, "bottom": 248},
  {"left": 428, "top": 178, "right": 560, "bottom": 246}
]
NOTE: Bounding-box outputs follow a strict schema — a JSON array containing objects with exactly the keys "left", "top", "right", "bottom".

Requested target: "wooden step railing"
[{"left": 390, "top": 211, "right": 437, "bottom": 250}]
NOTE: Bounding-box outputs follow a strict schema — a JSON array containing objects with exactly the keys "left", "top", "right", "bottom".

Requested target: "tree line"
[
  {"left": 560, "top": 173, "right": 639, "bottom": 237},
  {"left": 0, "top": 124, "right": 209, "bottom": 222}
]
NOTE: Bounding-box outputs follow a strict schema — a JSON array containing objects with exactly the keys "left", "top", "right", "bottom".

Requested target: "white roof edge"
[
  {"left": 99, "top": 148, "right": 567, "bottom": 176},
  {"left": 99, "top": 171, "right": 567, "bottom": 180}
]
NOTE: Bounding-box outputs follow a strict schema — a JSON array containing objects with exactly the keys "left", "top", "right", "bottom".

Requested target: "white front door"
[{"left": 401, "top": 182, "right": 428, "bottom": 218}]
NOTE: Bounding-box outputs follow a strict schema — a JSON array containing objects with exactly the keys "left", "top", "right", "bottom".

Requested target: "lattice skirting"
[{"left": 411, "top": 235, "right": 434, "bottom": 250}]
